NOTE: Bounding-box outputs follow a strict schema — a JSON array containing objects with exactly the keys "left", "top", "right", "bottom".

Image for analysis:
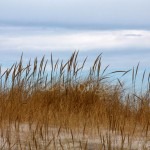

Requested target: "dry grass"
[{"left": 0, "top": 51, "right": 149, "bottom": 149}]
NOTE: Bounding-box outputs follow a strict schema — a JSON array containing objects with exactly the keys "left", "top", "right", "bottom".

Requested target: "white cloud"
[
  {"left": 0, "top": 27, "right": 149, "bottom": 80},
  {"left": 0, "top": 0, "right": 150, "bottom": 26},
  {"left": 0, "top": 27, "right": 150, "bottom": 51}
]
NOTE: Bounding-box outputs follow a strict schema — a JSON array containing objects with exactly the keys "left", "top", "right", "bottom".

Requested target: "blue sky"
[
  {"left": 0, "top": 0, "right": 150, "bottom": 28},
  {"left": 0, "top": 0, "right": 150, "bottom": 82}
]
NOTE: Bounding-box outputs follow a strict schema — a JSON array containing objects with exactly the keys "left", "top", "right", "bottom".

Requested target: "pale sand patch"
[{"left": 0, "top": 123, "right": 149, "bottom": 149}]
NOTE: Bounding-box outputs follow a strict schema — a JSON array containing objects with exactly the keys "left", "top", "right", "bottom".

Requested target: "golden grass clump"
[{"left": 0, "top": 51, "right": 149, "bottom": 149}]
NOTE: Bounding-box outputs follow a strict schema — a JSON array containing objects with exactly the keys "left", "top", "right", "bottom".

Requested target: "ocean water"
[{"left": 0, "top": 26, "right": 149, "bottom": 90}]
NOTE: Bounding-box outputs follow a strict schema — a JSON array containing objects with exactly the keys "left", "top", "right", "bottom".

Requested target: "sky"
[
  {"left": 0, "top": 0, "right": 150, "bottom": 84},
  {"left": 0, "top": 27, "right": 150, "bottom": 51},
  {"left": 0, "top": 27, "right": 150, "bottom": 71},
  {"left": 0, "top": 0, "right": 150, "bottom": 28}
]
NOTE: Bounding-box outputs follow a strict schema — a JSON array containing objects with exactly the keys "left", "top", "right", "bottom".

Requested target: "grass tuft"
[{"left": 0, "top": 51, "right": 149, "bottom": 149}]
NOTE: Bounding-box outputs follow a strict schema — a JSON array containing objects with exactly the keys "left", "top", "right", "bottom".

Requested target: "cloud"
[
  {"left": 0, "top": 27, "right": 149, "bottom": 78},
  {"left": 0, "top": 0, "right": 150, "bottom": 27},
  {"left": 0, "top": 27, "right": 150, "bottom": 52}
]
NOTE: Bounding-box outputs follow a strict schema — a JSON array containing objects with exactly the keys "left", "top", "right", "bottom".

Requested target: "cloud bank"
[
  {"left": 0, "top": 27, "right": 150, "bottom": 52},
  {"left": 0, "top": 0, "right": 150, "bottom": 28}
]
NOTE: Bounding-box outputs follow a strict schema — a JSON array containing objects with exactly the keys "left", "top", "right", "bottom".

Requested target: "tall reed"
[{"left": 0, "top": 51, "right": 149, "bottom": 149}]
